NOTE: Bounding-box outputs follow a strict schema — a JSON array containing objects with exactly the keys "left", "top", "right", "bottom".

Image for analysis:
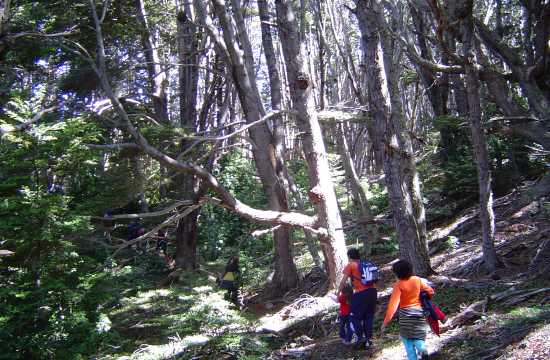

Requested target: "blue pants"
[
  {"left": 400, "top": 336, "right": 427, "bottom": 360},
  {"left": 350, "top": 287, "right": 377, "bottom": 343},
  {"left": 339, "top": 315, "right": 353, "bottom": 342}
]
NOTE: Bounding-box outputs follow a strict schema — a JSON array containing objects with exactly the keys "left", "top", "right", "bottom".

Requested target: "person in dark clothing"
[
  {"left": 337, "top": 248, "right": 378, "bottom": 350},
  {"left": 155, "top": 229, "right": 168, "bottom": 255},
  {"left": 219, "top": 256, "right": 240, "bottom": 304}
]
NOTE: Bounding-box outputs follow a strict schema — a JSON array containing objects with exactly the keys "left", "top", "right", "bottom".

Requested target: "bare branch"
[
  {"left": 1, "top": 27, "right": 78, "bottom": 42},
  {"left": 84, "top": 0, "right": 326, "bottom": 235},
  {"left": 182, "top": 110, "right": 296, "bottom": 142},
  {"left": 100, "top": 0, "right": 112, "bottom": 24},
  {"left": 91, "top": 201, "right": 193, "bottom": 220},
  {"left": 193, "top": 0, "right": 231, "bottom": 61},
  {"left": 0, "top": 106, "right": 58, "bottom": 136},
  {"left": 110, "top": 202, "right": 205, "bottom": 258},
  {"left": 487, "top": 116, "right": 540, "bottom": 124},
  {"left": 474, "top": 18, "right": 523, "bottom": 67},
  {"left": 251, "top": 226, "right": 282, "bottom": 238},
  {"left": 86, "top": 143, "right": 142, "bottom": 151}
]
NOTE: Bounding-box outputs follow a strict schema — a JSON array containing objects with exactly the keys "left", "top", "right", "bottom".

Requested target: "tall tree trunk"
[
  {"left": 198, "top": 0, "right": 299, "bottom": 292},
  {"left": 459, "top": 1, "right": 499, "bottom": 273},
  {"left": 0, "top": 0, "right": 11, "bottom": 59},
  {"left": 355, "top": 0, "right": 432, "bottom": 276},
  {"left": 134, "top": 0, "right": 169, "bottom": 123},
  {"left": 335, "top": 122, "right": 378, "bottom": 255},
  {"left": 258, "top": 0, "right": 323, "bottom": 275},
  {"left": 174, "top": 4, "right": 202, "bottom": 269},
  {"left": 275, "top": 0, "right": 348, "bottom": 288}
]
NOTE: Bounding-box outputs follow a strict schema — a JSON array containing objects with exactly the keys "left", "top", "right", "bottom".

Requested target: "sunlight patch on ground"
[
  {"left": 121, "top": 289, "right": 172, "bottom": 307},
  {"left": 428, "top": 213, "right": 475, "bottom": 242},
  {"left": 128, "top": 334, "right": 210, "bottom": 360}
]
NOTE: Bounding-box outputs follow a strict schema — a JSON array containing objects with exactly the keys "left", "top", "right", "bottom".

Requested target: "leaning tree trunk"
[
  {"left": 459, "top": 2, "right": 499, "bottom": 273},
  {"left": 275, "top": 0, "right": 348, "bottom": 288},
  {"left": 355, "top": 0, "right": 432, "bottom": 276}
]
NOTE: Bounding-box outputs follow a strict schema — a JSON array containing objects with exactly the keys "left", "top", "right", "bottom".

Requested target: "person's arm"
[
  {"left": 336, "top": 273, "right": 350, "bottom": 295},
  {"left": 383, "top": 283, "right": 401, "bottom": 326}
]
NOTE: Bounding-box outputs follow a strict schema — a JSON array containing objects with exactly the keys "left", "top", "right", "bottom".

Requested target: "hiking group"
[
  {"left": 337, "top": 248, "right": 445, "bottom": 360},
  {"left": 127, "top": 219, "right": 173, "bottom": 266}
]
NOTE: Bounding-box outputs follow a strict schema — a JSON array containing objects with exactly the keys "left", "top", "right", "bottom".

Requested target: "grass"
[{"left": 87, "top": 255, "right": 276, "bottom": 360}]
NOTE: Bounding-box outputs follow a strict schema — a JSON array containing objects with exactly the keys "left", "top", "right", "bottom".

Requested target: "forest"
[{"left": 0, "top": 0, "right": 549, "bottom": 359}]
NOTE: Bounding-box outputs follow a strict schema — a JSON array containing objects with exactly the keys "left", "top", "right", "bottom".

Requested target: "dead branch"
[
  {"left": 503, "top": 288, "right": 550, "bottom": 307},
  {"left": 84, "top": 0, "right": 328, "bottom": 236},
  {"left": 86, "top": 143, "right": 141, "bottom": 151},
  {"left": 182, "top": 110, "right": 296, "bottom": 142},
  {"left": 256, "top": 296, "right": 338, "bottom": 335},
  {"left": 91, "top": 201, "right": 193, "bottom": 220},
  {"left": 0, "top": 106, "right": 58, "bottom": 136},
  {"left": 251, "top": 226, "right": 282, "bottom": 238},
  {"left": 109, "top": 202, "right": 205, "bottom": 258}
]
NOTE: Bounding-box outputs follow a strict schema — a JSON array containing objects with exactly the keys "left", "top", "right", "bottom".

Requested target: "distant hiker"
[
  {"left": 127, "top": 219, "right": 141, "bottom": 241},
  {"left": 219, "top": 256, "right": 240, "bottom": 304},
  {"left": 338, "top": 284, "right": 354, "bottom": 345},
  {"left": 128, "top": 219, "right": 146, "bottom": 253},
  {"left": 155, "top": 229, "right": 168, "bottom": 255},
  {"left": 136, "top": 226, "right": 146, "bottom": 254},
  {"left": 337, "top": 247, "right": 378, "bottom": 350},
  {"left": 103, "top": 211, "right": 115, "bottom": 243},
  {"left": 380, "top": 260, "right": 434, "bottom": 360}
]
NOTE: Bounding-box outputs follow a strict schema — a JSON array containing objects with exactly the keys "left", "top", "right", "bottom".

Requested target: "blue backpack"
[{"left": 358, "top": 260, "right": 379, "bottom": 285}]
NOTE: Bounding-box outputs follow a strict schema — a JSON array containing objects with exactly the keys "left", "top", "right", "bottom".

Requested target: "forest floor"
[{"left": 92, "top": 187, "right": 550, "bottom": 360}]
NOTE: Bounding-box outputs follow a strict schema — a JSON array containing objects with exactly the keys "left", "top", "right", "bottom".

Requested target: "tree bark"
[
  {"left": 198, "top": 0, "right": 299, "bottom": 291},
  {"left": 134, "top": 0, "right": 169, "bottom": 123},
  {"left": 335, "top": 122, "right": 377, "bottom": 255},
  {"left": 0, "top": 0, "right": 11, "bottom": 58},
  {"left": 250, "top": 2, "right": 325, "bottom": 267},
  {"left": 275, "top": 0, "right": 348, "bottom": 288},
  {"left": 174, "top": 3, "right": 202, "bottom": 269},
  {"left": 355, "top": 0, "right": 432, "bottom": 276},
  {"left": 459, "top": 0, "right": 499, "bottom": 273}
]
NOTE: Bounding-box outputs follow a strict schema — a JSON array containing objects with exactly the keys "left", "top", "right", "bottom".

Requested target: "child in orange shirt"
[{"left": 380, "top": 260, "right": 434, "bottom": 360}]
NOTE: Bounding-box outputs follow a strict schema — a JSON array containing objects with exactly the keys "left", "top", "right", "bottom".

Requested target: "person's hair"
[
  {"left": 392, "top": 260, "right": 414, "bottom": 280},
  {"left": 342, "top": 284, "right": 353, "bottom": 302},
  {"left": 225, "top": 256, "right": 239, "bottom": 272},
  {"left": 347, "top": 247, "right": 361, "bottom": 260}
]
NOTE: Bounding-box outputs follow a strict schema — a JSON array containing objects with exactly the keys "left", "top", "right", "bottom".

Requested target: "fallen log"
[
  {"left": 442, "top": 285, "right": 549, "bottom": 332},
  {"left": 256, "top": 295, "right": 338, "bottom": 336},
  {"left": 503, "top": 287, "right": 550, "bottom": 307},
  {"left": 443, "top": 298, "right": 488, "bottom": 330}
]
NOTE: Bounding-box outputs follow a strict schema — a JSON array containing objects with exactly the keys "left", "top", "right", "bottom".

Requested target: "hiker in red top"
[
  {"left": 337, "top": 247, "right": 378, "bottom": 350},
  {"left": 338, "top": 285, "right": 354, "bottom": 344}
]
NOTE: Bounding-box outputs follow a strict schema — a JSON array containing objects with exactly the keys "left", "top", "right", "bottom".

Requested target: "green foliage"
[
  {"left": 371, "top": 232, "right": 398, "bottom": 255},
  {"left": 199, "top": 151, "right": 268, "bottom": 260},
  {"left": 366, "top": 182, "right": 389, "bottom": 216},
  {"left": 0, "top": 92, "right": 139, "bottom": 359}
]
